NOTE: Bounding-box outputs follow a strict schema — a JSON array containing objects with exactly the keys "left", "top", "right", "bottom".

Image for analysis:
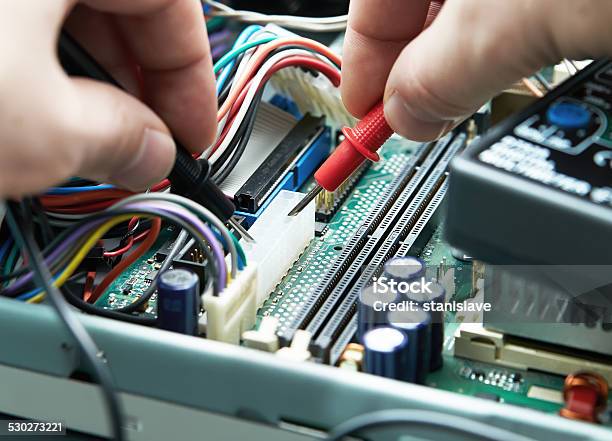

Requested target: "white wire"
[
  {"left": 208, "top": 48, "right": 339, "bottom": 165},
  {"left": 204, "top": 0, "right": 348, "bottom": 31},
  {"left": 204, "top": 29, "right": 277, "bottom": 160}
]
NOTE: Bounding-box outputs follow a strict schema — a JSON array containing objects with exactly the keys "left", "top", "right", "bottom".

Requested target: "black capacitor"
[
  {"left": 358, "top": 284, "right": 399, "bottom": 341},
  {"left": 363, "top": 327, "right": 410, "bottom": 381},
  {"left": 383, "top": 256, "right": 426, "bottom": 282},
  {"left": 402, "top": 281, "right": 445, "bottom": 371},
  {"left": 387, "top": 307, "right": 431, "bottom": 384},
  {"left": 157, "top": 269, "right": 200, "bottom": 335}
]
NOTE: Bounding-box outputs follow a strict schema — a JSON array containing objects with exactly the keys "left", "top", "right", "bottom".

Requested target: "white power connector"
[
  {"left": 243, "top": 190, "right": 315, "bottom": 307},
  {"left": 203, "top": 190, "right": 314, "bottom": 345},
  {"left": 203, "top": 264, "right": 258, "bottom": 344}
]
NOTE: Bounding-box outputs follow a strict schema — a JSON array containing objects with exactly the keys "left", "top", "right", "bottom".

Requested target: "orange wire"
[
  {"left": 89, "top": 217, "right": 161, "bottom": 303},
  {"left": 83, "top": 271, "right": 96, "bottom": 303},
  {"left": 218, "top": 37, "right": 342, "bottom": 121},
  {"left": 522, "top": 77, "right": 544, "bottom": 98}
]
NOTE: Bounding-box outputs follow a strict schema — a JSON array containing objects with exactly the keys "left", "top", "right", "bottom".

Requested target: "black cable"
[
  {"left": 325, "top": 410, "right": 538, "bottom": 441},
  {"left": 217, "top": 52, "right": 245, "bottom": 108},
  {"left": 211, "top": 85, "right": 265, "bottom": 181},
  {"left": 63, "top": 286, "right": 157, "bottom": 326},
  {"left": 31, "top": 197, "right": 55, "bottom": 246},
  {"left": 213, "top": 87, "right": 264, "bottom": 184},
  {"left": 210, "top": 104, "right": 254, "bottom": 176},
  {"left": 5, "top": 201, "right": 125, "bottom": 441},
  {"left": 117, "top": 230, "right": 189, "bottom": 314}
]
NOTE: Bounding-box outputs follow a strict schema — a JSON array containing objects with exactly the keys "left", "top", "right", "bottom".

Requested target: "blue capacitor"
[
  {"left": 157, "top": 269, "right": 200, "bottom": 335},
  {"left": 402, "top": 281, "right": 445, "bottom": 371},
  {"left": 363, "top": 327, "right": 410, "bottom": 381},
  {"left": 387, "top": 307, "right": 431, "bottom": 384},
  {"left": 383, "top": 256, "right": 426, "bottom": 282},
  {"left": 358, "top": 284, "right": 399, "bottom": 341}
]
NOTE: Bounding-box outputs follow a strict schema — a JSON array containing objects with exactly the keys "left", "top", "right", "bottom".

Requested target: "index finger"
[
  {"left": 82, "top": 0, "right": 217, "bottom": 152},
  {"left": 342, "top": 0, "right": 432, "bottom": 118}
]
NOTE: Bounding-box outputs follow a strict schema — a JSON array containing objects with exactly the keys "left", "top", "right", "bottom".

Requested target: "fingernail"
[
  {"left": 384, "top": 90, "right": 454, "bottom": 142},
  {"left": 111, "top": 128, "right": 176, "bottom": 191}
]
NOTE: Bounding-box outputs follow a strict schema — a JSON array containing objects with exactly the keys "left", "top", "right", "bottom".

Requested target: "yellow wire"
[
  {"left": 27, "top": 212, "right": 228, "bottom": 303},
  {"left": 27, "top": 214, "right": 147, "bottom": 303}
]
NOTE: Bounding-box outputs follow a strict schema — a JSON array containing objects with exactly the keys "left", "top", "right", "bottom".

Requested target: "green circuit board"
[
  {"left": 93, "top": 136, "right": 611, "bottom": 425},
  {"left": 94, "top": 227, "right": 176, "bottom": 317},
  {"left": 257, "top": 137, "right": 417, "bottom": 331}
]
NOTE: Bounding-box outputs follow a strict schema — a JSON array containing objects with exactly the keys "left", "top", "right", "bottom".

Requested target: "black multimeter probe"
[{"left": 58, "top": 31, "right": 252, "bottom": 240}]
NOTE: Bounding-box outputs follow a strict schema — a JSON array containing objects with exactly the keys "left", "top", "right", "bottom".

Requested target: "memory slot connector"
[
  {"left": 277, "top": 134, "right": 453, "bottom": 345},
  {"left": 315, "top": 179, "right": 455, "bottom": 362},
  {"left": 310, "top": 135, "right": 467, "bottom": 360},
  {"left": 326, "top": 180, "right": 451, "bottom": 368}
]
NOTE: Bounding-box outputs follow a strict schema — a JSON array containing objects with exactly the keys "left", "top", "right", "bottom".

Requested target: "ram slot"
[
  {"left": 277, "top": 134, "right": 453, "bottom": 345},
  {"left": 312, "top": 134, "right": 467, "bottom": 361},
  {"left": 329, "top": 315, "right": 358, "bottom": 366},
  {"left": 327, "top": 175, "right": 447, "bottom": 367}
]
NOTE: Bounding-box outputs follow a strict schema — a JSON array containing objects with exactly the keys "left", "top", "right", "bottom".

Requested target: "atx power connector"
[{"left": 288, "top": 101, "right": 393, "bottom": 216}]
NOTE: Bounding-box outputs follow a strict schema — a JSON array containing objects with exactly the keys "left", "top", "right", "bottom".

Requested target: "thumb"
[
  {"left": 383, "top": 0, "right": 560, "bottom": 142},
  {"left": 68, "top": 77, "right": 176, "bottom": 191}
]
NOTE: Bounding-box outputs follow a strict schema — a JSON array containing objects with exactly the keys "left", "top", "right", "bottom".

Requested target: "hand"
[
  {"left": 342, "top": 0, "right": 612, "bottom": 141},
  {"left": 0, "top": 0, "right": 217, "bottom": 198}
]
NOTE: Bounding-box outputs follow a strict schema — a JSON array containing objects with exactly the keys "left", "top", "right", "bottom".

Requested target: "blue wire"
[
  {"left": 216, "top": 25, "right": 263, "bottom": 95},
  {"left": 0, "top": 238, "right": 13, "bottom": 264},
  {"left": 45, "top": 184, "right": 116, "bottom": 195},
  {"left": 16, "top": 269, "right": 65, "bottom": 301},
  {"left": 210, "top": 227, "right": 245, "bottom": 271}
]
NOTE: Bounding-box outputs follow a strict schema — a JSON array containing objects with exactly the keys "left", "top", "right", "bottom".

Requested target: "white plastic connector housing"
[
  {"left": 243, "top": 190, "right": 315, "bottom": 307},
  {"left": 263, "top": 24, "right": 355, "bottom": 128},
  {"left": 203, "top": 264, "right": 258, "bottom": 344},
  {"left": 202, "top": 191, "right": 313, "bottom": 345},
  {"left": 276, "top": 330, "right": 312, "bottom": 362},
  {"left": 242, "top": 316, "right": 280, "bottom": 352}
]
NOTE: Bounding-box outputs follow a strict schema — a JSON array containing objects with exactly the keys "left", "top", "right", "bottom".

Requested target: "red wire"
[
  {"left": 89, "top": 217, "right": 161, "bottom": 303},
  {"left": 47, "top": 200, "right": 117, "bottom": 214},
  {"left": 41, "top": 190, "right": 131, "bottom": 207},
  {"left": 102, "top": 217, "right": 139, "bottom": 258}
]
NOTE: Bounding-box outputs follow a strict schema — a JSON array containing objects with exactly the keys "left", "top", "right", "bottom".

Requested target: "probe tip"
[{"left": 288, "top": 185, "right": 323, "bottom": 217}]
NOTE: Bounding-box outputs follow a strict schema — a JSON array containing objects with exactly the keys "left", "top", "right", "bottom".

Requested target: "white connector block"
[
  {"left": 202, "top": 190, "right": 313, "bottom": 345},
  {"left": 203, "top": 264, "right": 258, "bottom": 344},
  {"left": 243, "top": 190, "right": 315, "bottom": 306},
  {"left": 263, "top": 24, "right": 354, "bottom": 128}
]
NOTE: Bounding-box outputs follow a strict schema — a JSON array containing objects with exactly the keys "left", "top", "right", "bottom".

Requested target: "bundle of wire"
[
  {"left": 207, "top": 24, "right": 341, "bottom": 184},
  {"left": 0, "top": 193, "right": 245, "bottom": 324},
  {"left": 40, "top": 25, "right": 342, "bottom": 223}
]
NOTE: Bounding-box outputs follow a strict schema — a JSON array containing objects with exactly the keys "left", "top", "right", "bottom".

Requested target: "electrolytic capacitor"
[
  {"left": 358, "top": 284, "right": 399, "bottom": 341},
  {"left": 388, "top": 307, "right": 432, "bottom": 384},
  {"left": 157, "top": 269, "right": 200, "bottom": 335},
  {"left": 383, "top": 256, "right": 426, "bottom": 282},
  {"left": 363, "top": 327, "right": 409, "bottom": 381},
  {"left": 402, "top": 281, "right": 445, "bottom": 371}
]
